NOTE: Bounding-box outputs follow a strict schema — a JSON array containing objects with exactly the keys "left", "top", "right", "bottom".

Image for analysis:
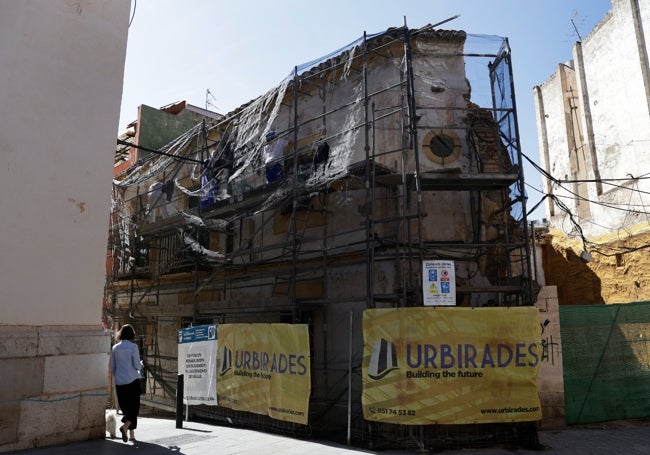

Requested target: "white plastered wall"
[
  {"left": 0, "top": 0, "right": 129, "bottom": 325},
  {"left": 0, "top": 1, "right": 130, "bottom": 451},
  {"left": 537, "top": 0, "right": 650, "bottom": 239}
]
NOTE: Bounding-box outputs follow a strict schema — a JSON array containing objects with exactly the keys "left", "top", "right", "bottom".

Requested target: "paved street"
[{"left": 10, "top": 415, "right": 650, "bottom": 454}]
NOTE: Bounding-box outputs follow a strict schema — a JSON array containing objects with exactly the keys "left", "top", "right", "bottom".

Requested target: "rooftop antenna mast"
[
  {"left": 205, "top": 89, "right": 218, "bottom": 110},
  {"left": 570, "top": 11, "right": 584, "bottom": 41}
]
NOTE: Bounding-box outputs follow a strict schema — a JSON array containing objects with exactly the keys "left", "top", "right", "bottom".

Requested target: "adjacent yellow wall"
[{"left": 541, "top": 226, "right": 650, "bottom": 305}]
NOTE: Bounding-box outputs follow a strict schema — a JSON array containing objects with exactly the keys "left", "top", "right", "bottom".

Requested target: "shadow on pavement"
[
  {"left": 130, "top": 439, "right": 187, "bottom": 453},
  {"left": 14, "top": 439, "right": 187, "bottom": 455}
]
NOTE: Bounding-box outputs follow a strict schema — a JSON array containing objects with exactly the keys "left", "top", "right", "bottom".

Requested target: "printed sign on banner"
[
  {"left": 216, "top": 324, "right": 311, "bottom": 424},
  {"left": 362, "top": 307, "right": 542, "bottom": 424},
  {"left": 423, "top": 260, "right": 456, "bottom": 306},
  {"left": 178, "top": 324, "right": 218, "bottom": 405}
]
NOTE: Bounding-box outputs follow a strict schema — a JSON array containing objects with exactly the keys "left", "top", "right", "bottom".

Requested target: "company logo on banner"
[
  {"left": 178, "top": 324, "right": 218, "bottom": 406},
  {"left": 217, "top": 324, "right": 311, "bottom": 425},
  {"left": 368, "top": 339, "right": 398, "bottom": 380},
  {"left": 362, "top": 307, "right": 542, "bottom": 424},
  {"left": 423, "top": 260, "right": 456, "bottom": 306},
  {"left": 219, "top": 346, "right": 232, "bottom": 375}
]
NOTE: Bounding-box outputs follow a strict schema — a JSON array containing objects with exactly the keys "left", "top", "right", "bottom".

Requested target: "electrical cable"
[
  {"left": 524, "top": 180, "right": 650, "bottom": 257},
  {"left": 551, "top": 183, "right": 650, "bottom": 213},
  {"left": 117, "top": 139, "right": 203, "bottom": 164},
  {"left": 128, "top": 0, "right": 136, "bottom": 27},
  {"left": 522, "top": 151, "right": 650, "bottom": 215}
]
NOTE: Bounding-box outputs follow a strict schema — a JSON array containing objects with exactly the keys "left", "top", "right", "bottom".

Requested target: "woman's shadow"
[{"left": 128, "top": 440, "right": 186, "bottom": 453}]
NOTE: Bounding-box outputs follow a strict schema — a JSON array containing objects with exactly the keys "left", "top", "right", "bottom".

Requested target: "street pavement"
[{"left": 9, "top": 414, "right": 650, "bottom": 454}]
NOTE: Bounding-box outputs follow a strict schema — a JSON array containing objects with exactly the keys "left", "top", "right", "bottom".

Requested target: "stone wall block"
[
  {"left": 0, "top": 358, "right": 44, "bottom": 401},
  {"left": 0, "top": 403, "right": 20, "bottom": 446},
  {"left": 43, "top": 353, "right": 109, "bottom": 394},
  {"left": 17, "top": 394, "right": 80, "bottom": 447},
  {"left": 78, "top": 389, "right": 109, "bottom": 433},
  {"left": 37, "top": 328, "right": 110, "bottom": 356},
  {"left": 0, "top": 327, "right": 38, "bottom": 359}
]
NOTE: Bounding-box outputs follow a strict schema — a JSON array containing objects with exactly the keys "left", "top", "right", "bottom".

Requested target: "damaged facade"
[{"left": 108, "top": 24, "right": 533, "bottom": 449}]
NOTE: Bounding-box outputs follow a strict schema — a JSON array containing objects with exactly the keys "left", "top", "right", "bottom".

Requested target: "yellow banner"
[
  {"left": 216, "top": 324, "right": 310, "bottom": 424},
  {"left": 362, "top": 307, "right": 542, "bottom": 424}
]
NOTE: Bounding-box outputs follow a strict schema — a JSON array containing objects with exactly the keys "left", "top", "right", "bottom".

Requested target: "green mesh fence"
[{"left": 560, "top": 302, "right": 650, "bottom": 425}]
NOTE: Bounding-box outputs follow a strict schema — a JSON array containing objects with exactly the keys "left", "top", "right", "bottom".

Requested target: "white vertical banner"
[
  {"left": 422, "top": 260, "right": 456, "bottom": 306},
  {"left": 178, "top": 324, "right": 218, "bottom": 405}
]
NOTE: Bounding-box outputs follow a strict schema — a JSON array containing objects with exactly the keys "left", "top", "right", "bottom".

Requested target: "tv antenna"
[
  {"left": 570, "top": 11, "right": 584, "bottom": 41},
  {"left": 205, "top": 89, "right": 218, "bottom": 111}
]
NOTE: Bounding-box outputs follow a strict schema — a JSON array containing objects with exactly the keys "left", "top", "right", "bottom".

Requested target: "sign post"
[{"left": 178, "top": 324, "right": 218, "bottom": 406}]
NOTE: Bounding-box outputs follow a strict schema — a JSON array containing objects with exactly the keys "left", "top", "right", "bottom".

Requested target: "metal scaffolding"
[{"left": 106, "top": 22, "right": 535, "bottom": 451}]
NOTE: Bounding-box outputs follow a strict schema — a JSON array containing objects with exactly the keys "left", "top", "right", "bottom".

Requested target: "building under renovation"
[{"left": 107, "top": 22, "right": 534, "bottom": 450}]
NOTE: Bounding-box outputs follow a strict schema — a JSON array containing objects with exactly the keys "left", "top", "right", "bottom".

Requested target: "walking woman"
[{"left": 110, "top": 324, "right": 142, "bottom": 442}]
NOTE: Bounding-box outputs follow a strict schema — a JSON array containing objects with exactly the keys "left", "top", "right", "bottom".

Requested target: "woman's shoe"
[{"left": 119, "top": 427, "right": 128, "bottom": 442}]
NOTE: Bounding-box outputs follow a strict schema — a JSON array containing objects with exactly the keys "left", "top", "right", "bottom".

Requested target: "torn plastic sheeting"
[
  {"left": 115, "top": 123, "right": 205, "bottom": 187},
  {"left": 180, "top": 211, "right": 229, "bottom": 231},
  {"left": 181, "top": 231, "right": 226, "bottom": 261}
]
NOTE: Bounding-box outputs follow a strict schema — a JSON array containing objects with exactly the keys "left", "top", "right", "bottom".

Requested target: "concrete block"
[
  {"left": 43, "top": 353, "right": 109, "bottom": 394},
  {"left": 0, "top": 358, "right": 44, "bottom": 401},
  {"left": 37, "top": 326, "right": 110, "bottom": 356},
  {"left": 0, "top": 326, "right": 38, "bottom": 359}
]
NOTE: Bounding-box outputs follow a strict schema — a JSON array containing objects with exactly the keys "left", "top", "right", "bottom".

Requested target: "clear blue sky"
[{"left": 118, "top": 0, "right": 612, "bottom": 221}]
